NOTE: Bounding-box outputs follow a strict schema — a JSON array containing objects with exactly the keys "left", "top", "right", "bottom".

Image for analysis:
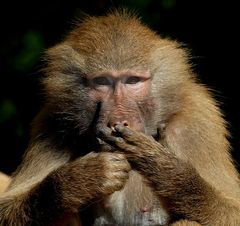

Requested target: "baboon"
[{"left": 1, "top": 10, "right": 240, "bottom": 226}]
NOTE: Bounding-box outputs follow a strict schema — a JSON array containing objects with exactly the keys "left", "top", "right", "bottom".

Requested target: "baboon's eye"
[
  {"left": 93, "top": 76, "right": 112, "bottom": 86},
  {"left": 125, "top": 76, "right": 141, "bottom": 84}
]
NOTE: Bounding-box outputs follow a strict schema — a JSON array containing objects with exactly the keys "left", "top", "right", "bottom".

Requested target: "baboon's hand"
[
  {"left": 97, "top": 125, "right": 168, "bottom": 163},
  {"left": 98, "top": 125, "right": 199, "bottom": 196},
  {"left": 52, "top": 151, "right": 131, "bottom": 211}
]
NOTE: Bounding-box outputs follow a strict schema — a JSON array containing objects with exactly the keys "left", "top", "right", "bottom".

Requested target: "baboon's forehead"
[{"left": 65, "top": 12, "right": 159, "bottom": 71}]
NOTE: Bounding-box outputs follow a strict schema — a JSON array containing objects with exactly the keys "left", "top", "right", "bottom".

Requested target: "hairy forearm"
[
  {"left": 0, "top": 140, "right": 71, "bottom": 225},
  {"left": 132, "top": 154, "right": 240, "bottom": 225},
  {"left": 0, "top": 178, "right": 62, "bottom": 225},
  {"left": 0, "top": 196, "right": 29, "bottom": 225}
]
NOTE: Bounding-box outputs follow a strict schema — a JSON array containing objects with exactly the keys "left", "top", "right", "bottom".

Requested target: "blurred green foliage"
[
  {"left": 12, "top": 31, "right": 44, "bottom": 72},
  {"left": 162, "top": 0, "right": 176, "bottom": 9},
  {"left": 0, "top": 100, "right": 17, "bottom": 123},
  {"left": 0, "top": 100, "right": 24, "bottom": 138}
]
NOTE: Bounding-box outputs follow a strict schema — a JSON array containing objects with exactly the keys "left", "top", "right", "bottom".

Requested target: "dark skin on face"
[{"left": 89, "top": 70, "right": 152, "bottom": 132}]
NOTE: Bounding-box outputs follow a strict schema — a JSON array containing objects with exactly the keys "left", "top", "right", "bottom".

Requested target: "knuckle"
[
  {"left": 101, "top": 176, "right": 127, "bottom": 194},
  {"left": 112, "top": 152, "right": 125, "bottom": 158},
  {"left": 100, "top": 152, "right": 112, "bottom": 160},
  {"left": 124, "top": 163, "right": 131, "bottom": 171}
]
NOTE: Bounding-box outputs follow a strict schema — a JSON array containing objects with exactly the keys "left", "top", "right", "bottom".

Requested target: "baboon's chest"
[{"left": 93, "top": 171, "right": 169, "bottom": 226}]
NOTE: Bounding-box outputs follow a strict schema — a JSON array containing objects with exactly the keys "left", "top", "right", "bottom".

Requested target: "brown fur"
[
  {"left": 1, "top": 10, "right": 240, "bottom": 226},
  {"left": 171, "top": 220, "right": 201, "bottom": 226}
]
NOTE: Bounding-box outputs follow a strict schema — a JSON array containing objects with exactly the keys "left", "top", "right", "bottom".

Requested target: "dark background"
[{"left": 0, "top": 0, "right": 239, "bottom": 175}]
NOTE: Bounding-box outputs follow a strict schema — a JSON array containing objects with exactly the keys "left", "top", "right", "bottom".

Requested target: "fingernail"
[{"left": 115, "top": 124, "right": 124, "bottom": 132}]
